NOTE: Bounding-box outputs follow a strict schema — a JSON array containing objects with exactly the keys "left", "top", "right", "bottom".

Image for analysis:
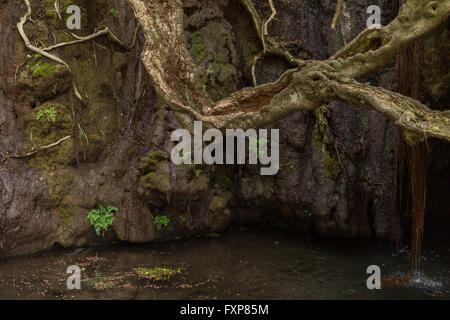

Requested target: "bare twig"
[
  {"left": 54, "top": 0, "right": 62, "bottom": 21},
  {"left": 1, "top": 136, "right": 72, "bottom": 163}
]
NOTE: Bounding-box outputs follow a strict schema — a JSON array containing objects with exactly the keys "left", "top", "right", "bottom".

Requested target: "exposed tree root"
[
  {"left": 242, "top": 0, "right": 304, "bottom": 86},
  {"left": 54, "top": 0, "right": 62, "bottom": 21},
  {"left": 331, "top": 0, "right": 345, "bottom": 30},
  {"left": 262, "top": 0, "right": 277, "bottom": 51},
  {"left": 17, "top": 0, "right": 139, "bottom": 154},
  {"left": 0, "top": 136, "right": 72, "bottom": 163},
  {"left": 18, "top": 0, "right": 138, "bottom": 104}
]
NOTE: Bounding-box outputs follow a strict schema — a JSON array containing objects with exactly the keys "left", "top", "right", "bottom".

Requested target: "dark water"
[{"left": 0, "top": 228, "right": 449, "bottom": 299}]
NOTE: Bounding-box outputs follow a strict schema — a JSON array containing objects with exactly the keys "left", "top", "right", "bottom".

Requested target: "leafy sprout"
[
  {"left": 36, "top": 107, "right": 57, "bottom": 123},
  {"left": 153, "top": 215, "right": 170, "bottom": 231},
  {"left": 110, "top": 8, "right": 119, "bottom": 18},
  {"left": 87, "top": 205, "right": 117, "bottom": 236}
]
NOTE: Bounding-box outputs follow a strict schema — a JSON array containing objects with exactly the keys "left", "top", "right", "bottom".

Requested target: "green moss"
[
  {"left": 58, "top": 208, "right": 68, "bottom": 218},
  {"left": 136, "top": 267, "right": 181, "bottom": 281},
  {"left": 312, "top": 125, "right": 340, "bottom": 180},
  {"left": 27, "top": 54, "right": 57, "bottom": 78},
  {"left": 323, "top": 151, "right": 340, "bottom": 179},
  {"left": 140, "top": 163, "right": 172, "bottom": 194},
  {"left": 110, "top": 8, "right": 119, "bottom": 18},
  {"left": 26, "top": 102, "right": 74, "bottom": 170},
  {"left": 422, "top": 28, "right": 450, "bottom": 106},
  {"left": 57, "top": 207, "right": 75, "bottom": 224},
  {"left": 141, "top": 172, "right": 156, "bottom": 187},
  {"left": 139, "top": 151, "right": 166, "bottom": 169},
  {"left": 32, "top": 64, "right": 56, "bottom": 77},
  {"left": 189, "top": 31, "right": 206, "bottom": 62},
  {"left": 190, "top": 31, "right": 203, "bottom": 45},
  {"left": 191, "top": 44, "right": 205, "bottom": 58},
  {"left": 36, "top": 107, "right": 57, "bottom": 122}
]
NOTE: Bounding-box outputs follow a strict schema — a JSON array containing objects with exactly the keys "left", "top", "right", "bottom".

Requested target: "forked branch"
[{"left": 126, "top": 0, "right": 450, "bottom": 143}]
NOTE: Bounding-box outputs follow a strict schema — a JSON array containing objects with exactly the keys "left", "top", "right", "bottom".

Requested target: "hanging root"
[
  {"left": 0, "top": 136, "right": 72, "bottom": 163},
  {"left": 262, "top": 0, "right": 277, "bottom": 52},
  {"left": 54, "top": 0, "right": 62, "bottom": 21},
  {"left": 242, "top": 0, "right": 304, "bottom": 86},
  {"left": 331, "top": 0, "right": 344, "bottom": 30},
  {"left": 14, "top": 0, "right": 140, "bottom": 159},
  {"left": 18, "top": 0, "right": 138, "bottom": 104}
]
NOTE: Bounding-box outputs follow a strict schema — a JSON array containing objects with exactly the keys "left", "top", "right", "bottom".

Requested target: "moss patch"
[{"left": 25, "top": 102, "right": 74, "bottom": 170}]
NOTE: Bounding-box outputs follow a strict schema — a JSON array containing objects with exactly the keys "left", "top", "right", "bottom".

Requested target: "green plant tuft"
[
  {"left": 87, "top": 205, "right": 117, "bottom": 236},
  {"left": 153, "top": 215, "right": 170, "bottom": 231},
  {"left": 36, "top": 107, "right": 57, "bottom": 123},
  {"left": 110, "top": 8, "right": 119, "bottom": 18},
  {"left": 136, "top": 266, "right": 181, "bottom": 281}
]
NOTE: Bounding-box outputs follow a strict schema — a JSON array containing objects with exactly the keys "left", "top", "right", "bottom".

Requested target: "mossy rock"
[
  {"left": 139, "top": 150, "right": 168, "bottom": 170},
  {"left": 56, "top": 207, "right": 76, "bottom": 225},
  {"left": 422, "top": 28, "right": 450, "bottom": 106},
  {"left": 323, "top": 151, "right": 340, "bottom": 180},
  {"left": 208, "top": 195, "right": 227, "bottom": 213},
  {"left": 140, "top": 162, "right": 172, "bottom": 194},
  {"left": 208, "top": 206, "right": 231, "bottom": 232},
  {"left": 190, "top": 44, "right": 207, "bottom": 63},
  {"left": 214, "top": 169, "right": 233, "bottom": 191},
  {"left": 25, "top": 102, "right": 74, "bottom": 170},
  {"left": 18, "top": 63, "right": 71, "bottom": 101},
  {"left": 112, "top": 52, "right": 127, "bottom": 71},
  {"left": 217, "top": 63, "right": 238, "bottom": 83}
]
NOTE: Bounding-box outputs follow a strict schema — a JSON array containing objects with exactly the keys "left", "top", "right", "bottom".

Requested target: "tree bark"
[{"left": 126, "top": 0, "right": 450, "bottom": 143}]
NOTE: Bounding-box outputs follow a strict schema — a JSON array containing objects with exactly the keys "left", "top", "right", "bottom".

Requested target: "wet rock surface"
[{"left": 0, "top": 0, "right": 447, "bottom": 256}]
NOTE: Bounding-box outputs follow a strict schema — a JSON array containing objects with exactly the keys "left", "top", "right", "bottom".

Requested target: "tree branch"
[
  {"left": 324, "top": 79, "right": 450, "bottom": 143},
  {"left": 127, "top": 0, "right": 450, "bottom": 143}
]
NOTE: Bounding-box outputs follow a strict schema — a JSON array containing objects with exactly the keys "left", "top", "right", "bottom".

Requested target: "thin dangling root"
[
  {"left": 18, "top": 0, "right": 139, "bottom": 104},
  {"left": 16, "top": 0, "right": 140, "bottom": 156},
  {"left": 0, "top": 136, "right": 72, "bottom": 163},
  {"left": 331, "top": 0, "right": 344, "bottom": 30},
  {"left": 241, "top": 0, "right": 304, "bottom": 86}
]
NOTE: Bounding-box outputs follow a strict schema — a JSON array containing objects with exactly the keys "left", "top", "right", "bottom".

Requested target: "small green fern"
[{"left": 87, "top": 205, "right": 117, "bottom": 236}]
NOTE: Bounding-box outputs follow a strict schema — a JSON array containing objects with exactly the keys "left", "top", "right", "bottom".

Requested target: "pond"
[{"left": 0, "top": 228, "right": 448, "bottom": 299}]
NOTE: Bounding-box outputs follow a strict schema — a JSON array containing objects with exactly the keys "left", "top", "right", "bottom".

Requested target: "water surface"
[{"left": 0, "top": 228, "right": 448, "bottom": 299}]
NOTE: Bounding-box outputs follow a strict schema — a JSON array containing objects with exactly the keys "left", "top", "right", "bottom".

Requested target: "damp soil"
[{"left": 0, "top": 228, "right": 448, "bottom": 300}]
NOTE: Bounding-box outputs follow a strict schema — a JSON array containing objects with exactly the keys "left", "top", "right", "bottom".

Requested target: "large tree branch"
[
  {"left": 332, "top": 0, "right": 450, "bottom": 79},
  {"left": 127, "top": 0, "right": 450, "bottom": 142},
  {"left": 320, "top": 77, "right": 450, "bottom": 143}
]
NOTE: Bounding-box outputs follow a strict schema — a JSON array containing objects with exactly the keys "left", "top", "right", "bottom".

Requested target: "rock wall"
[
  {"left": 182, "top": 0, "right": 402, "bottom": 240},
  {"left": 0, "top": 0, "right": 446, "bottom": 256}
]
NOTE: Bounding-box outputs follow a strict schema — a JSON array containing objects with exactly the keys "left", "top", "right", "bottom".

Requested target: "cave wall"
[
  {"left": 0, "top": 0, "right": 446, "bottom": 256},
  {"left": 0, "top": 0, "right": 159, "bottom": 255},
  {"left": 181, "top": 0, "right": 402, "bottom": 240}
]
